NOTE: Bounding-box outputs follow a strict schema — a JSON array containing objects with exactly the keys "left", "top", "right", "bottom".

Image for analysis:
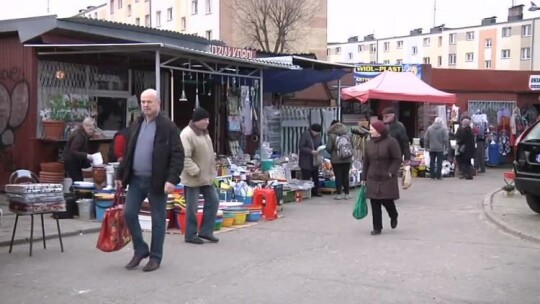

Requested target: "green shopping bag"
[{"left": 353, "top": 186, "right": 368, "bottom": 220}]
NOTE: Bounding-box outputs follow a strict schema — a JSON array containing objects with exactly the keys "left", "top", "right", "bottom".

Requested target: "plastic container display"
[
  {"left": 76, "top": 199, "right": 93, "bottom": 221},
  {"left": 94, "top": 199, "right": 114, "bottom": 222}
]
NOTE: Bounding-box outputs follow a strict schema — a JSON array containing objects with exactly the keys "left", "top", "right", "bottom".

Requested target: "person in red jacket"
[{"left": 108, "top": 127, "right": 130, "bottom": 163}]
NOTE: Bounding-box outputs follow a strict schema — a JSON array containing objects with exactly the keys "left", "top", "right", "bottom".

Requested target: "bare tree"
[{"left": 233, "top": 0, "right": 319, "bottom": 53}]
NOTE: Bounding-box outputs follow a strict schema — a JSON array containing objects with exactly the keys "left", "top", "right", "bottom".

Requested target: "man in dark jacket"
[
  {"left": 63, "top": 117, "right": 95, "bottom": 182},
  {"left": 298, "top": 124, "right": 322, "bottom": 197},
  {"left": 456, "top": 118, "right": 475, "bottom": 180},
  {"left": 115, "top": 88, "right": 184, "bottom": 272},
  {"left": 382, "top": 107, "right": 411, "bottom": 162}
]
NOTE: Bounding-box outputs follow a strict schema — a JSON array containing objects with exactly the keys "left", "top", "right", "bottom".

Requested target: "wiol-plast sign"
[
  {"left": 354, "top": 64, "right": 422, "bottom": 84},
  {"left": 528, "top": 75, "right": 540, "bottom": 90}
]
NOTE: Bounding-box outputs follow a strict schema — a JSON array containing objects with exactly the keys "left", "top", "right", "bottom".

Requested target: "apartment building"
[
  {"left": 77, "top": 0, "right": 327, "bottom": 59},
  {"left": 328, "top": 5, "right": 540, "bottom": 71}
]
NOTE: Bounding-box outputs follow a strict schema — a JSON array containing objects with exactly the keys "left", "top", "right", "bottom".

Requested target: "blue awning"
[{"left": 263, "top": 69, "right": 348, "bottom": 94}]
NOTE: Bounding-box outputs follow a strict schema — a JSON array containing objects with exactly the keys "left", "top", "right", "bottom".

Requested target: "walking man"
[
  {"left": 180, "top": 108, "right": 220, "bottom": 245},
  {"left": 115, "top": 88, "right": 184, "bottom": 272},
  {"left": 382, "top": 107, "right": 411, "bottom": 162},
  {"left": 424, "top": 117, "right": 449, "bottom": 180}
]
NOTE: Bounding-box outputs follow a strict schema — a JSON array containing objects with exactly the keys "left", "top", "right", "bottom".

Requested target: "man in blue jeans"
[
  {"left": 424, "top": 117, "right": 449, "bottom": 180},
  {"left": 115, "top": 89, "right": 183, "bottom": 272},
  {"left": 180, "top": 108, "right": 220, "bottom": 244}
]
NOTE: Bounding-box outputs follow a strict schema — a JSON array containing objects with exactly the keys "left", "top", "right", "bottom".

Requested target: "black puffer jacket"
[{"left": 387, "top": 120, "right": 411, "bottom": 161}]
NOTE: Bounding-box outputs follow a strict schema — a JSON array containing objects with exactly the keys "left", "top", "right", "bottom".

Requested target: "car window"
[{"left": 524, "top": 123, "right": 540, "bottom": 141}]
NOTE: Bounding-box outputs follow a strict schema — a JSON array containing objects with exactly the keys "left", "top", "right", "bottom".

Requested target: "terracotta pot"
[
  {"left": 82, "top": 169, "right": 93, "bottom": 178},
  {"left": 40, "top": 162, "right": 64, "bottom": 172},
  {"left": 42, "top": 120, "right": 66, "bottom": 140},
  {"left": 93, "top": 167, "right": 106, "bottom": 185}
]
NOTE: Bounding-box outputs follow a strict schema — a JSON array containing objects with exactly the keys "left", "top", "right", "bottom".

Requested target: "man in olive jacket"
[
  {"left": 382, "top": 107, "right": 411, "bottom": 162},
  {"left": 115, "top": 89, "right": 184, "bottom": 272},
  {"left": 326, "top": 120, "right": 353, "bottom": 200}
]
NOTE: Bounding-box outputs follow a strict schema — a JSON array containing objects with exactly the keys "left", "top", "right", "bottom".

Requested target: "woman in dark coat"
[
  {"left": 63, "top": 117, "right": 95, "bottom": 182},
  {"left": 298, "top": 124, "right": 322, "bottom": 197},
  {"left": 361, "top": 121, "right": 402, "bottom": 235},
  {"left": 456, "top": 118, "right": 475, "bottom": 180}
]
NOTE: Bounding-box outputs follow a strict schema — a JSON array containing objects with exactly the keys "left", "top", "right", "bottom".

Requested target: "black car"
[{"left": 514, "top": 120, "right": 540, "bottom": 214}]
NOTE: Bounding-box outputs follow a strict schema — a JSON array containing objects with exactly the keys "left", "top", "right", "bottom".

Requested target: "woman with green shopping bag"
[{"left": 360, "top": 121, "right": 402, "bottom": 235}]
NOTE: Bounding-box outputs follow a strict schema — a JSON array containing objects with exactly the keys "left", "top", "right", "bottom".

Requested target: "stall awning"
[
  {"left": 263, "top": 69, "right": 348, "bottom": 94},
  {"left": 341, "top": 71, "right": 457, "bottom": 104}
]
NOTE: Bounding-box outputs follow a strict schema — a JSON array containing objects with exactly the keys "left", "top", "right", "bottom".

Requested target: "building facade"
[
  {"left": 328, "top": 5, "right": 540, "bottom": 71},
  {"left": 78, "top": 0, "right": 327, "bottom": 59}
]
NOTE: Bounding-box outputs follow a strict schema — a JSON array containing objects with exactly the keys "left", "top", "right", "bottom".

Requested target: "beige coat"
[{"left": 180, "top": 124, "right": 216, "bottom": 187}]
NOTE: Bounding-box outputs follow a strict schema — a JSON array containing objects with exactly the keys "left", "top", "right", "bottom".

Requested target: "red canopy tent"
[{"left": 341, "top": 71, "right": 456, "bottom": 104}]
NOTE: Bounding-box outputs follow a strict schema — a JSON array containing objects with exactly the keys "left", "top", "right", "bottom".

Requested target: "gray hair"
[
  {"left": 82, "top": 117, "right": 95, "bottom": 126},
  {"left": 461, "top": 118, "right": 471, "bottom": 127},
  {"left": 141, "top": 88, "right": 160, "bottom": 103},
  {"left": 434, "top": 117, "right": 443, "bottom": 125}
]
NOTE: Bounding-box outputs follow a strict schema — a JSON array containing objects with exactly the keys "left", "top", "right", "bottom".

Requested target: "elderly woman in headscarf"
[
  {"left": 455, "top": 117, "right": 475, "bottom": 180},
  {"left": 63, "top": 117, "right": 95, "bottom": 182},
  {"left": 361, "top": 121, "right": 402, "bottom": 235},
  {"left": 299, "top": 124, "right": 323, "bottom": 197}
]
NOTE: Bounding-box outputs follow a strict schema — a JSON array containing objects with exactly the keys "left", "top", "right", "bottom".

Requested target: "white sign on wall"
[{"left": 529, "top": 75, "right": 540, "bottom": 90}]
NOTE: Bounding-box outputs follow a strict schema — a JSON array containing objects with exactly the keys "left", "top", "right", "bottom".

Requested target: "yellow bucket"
[
  {"left": 233, "top": 212, "right": 248, "bottom": 225},
  {"left": 222, "top": 217, "right": 234, "bottom": 227}
]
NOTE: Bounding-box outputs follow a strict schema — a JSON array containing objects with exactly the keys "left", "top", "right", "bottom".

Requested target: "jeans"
[
  {"left": 124, "top": 176, "right": 167, "bottom": 263},
  {"left": 429, "top": 151, "right": 444, "bottom": 179},
  {"left": 301, "top": 169, "right": 319, "bottom": 195},
  {"left": 370, "top": 199, "right": 398, "bottom": 231},
  {"left": 332, "top": 163, "right": 351, "bottom": 195},
  {"left": 184, "top": 185, "right": 219, "bottom": 241}
]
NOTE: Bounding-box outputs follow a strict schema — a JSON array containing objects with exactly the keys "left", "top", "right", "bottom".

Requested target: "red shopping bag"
[{"left": 96, "top": 188, "right": 131, "bottom": 252}]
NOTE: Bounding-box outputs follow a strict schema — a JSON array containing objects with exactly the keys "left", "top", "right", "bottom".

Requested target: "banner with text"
[{"left": 354, "top": 64, "right": 423, "bottom": 84}]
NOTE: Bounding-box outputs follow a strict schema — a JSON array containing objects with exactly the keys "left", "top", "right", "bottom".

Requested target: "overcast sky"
[{"left": 0, "top": 0, "right": 536, "bottom": 43}]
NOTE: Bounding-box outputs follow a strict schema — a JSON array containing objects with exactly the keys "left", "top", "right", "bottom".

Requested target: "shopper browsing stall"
[
  {"left": 424, "top": 117, "right": 449, "bottom": 180},
  {"left": 361, "top": 121, "right": 401, "bottom": 236},
  {"left": 455, "top": 118, "right": 475, "bottom": 180},
  {"left": 326, "top": 120, "right": 353, "bottom": 200},
  {"left": 299, "top": 124, "right": 323, "bottom": 197},
  {"left": 115, "top": 89, "right": 184, "bottom": 272},
  {"left": 180, "top": 108, "right": 221, "bottom": 245}
]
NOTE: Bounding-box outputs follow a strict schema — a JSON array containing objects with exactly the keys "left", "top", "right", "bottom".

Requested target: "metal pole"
[
  {"left": 155, "top": 50, "right": 161, "bottom": 96},
  {"left": 170, "top": 69, "right": 175, "bottom": 122},
  {"left": 259, "top": 69, "right": 264, "bottom": 159},
  {"left": 337, "top": 79, "right": 342, "bottom": 122}
]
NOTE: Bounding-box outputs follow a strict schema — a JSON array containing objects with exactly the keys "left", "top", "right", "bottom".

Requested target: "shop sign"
[
  {"left": 354, "top": 64, "right": 422, "bottom": 84},
  {"left": 528, "top": 75, "right": 540, "bottom": 90},
  {"left": 210, "top": 45, "right": 256, "bottom": 60}
]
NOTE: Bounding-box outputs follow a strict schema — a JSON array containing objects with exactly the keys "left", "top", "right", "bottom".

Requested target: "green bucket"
[{"left": 261, "top": 159, "right": 274, "bottom": 172}]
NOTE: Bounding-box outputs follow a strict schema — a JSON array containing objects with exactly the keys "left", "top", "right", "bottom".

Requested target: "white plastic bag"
[{"left": 402, "top": 165, "right": 412, "bottom": 190}]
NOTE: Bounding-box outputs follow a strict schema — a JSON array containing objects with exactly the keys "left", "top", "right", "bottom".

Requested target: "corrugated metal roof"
[{"left": 59, "top": 17, "right": 224, "bottom": 46}]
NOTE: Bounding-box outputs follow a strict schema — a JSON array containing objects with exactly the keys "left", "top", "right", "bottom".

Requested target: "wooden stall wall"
[{"left": 0, "top": 35, "right": 39, "bottom": 185}]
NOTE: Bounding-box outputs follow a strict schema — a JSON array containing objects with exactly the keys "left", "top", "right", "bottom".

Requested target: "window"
[
  {"left": 423, "top": 57, "right": 430, "bottom": 64},
  {"left": 501, "top": 49, "right": 511, "bottom": 59},
  {"left": 205, "top": 0, "right": 212, "bottom": 14},
  {"left": 397, "top": 40, "right": 403, "bottom": 49},
  {"left": 438, "top": 36, "right": 442, "bottom": 46},
  {"left": 127, "top": 4, "right": 131, "bottom": 16},
  {"left": 396, "top": 59, "right": 403, "bottom": 64},
  {"left": 383, "top": 60, "right": 390, "bottom": 64},
  {"left": 135, "top": 17, "right": 140, "bottom": 25},
  {"left": 466, "top": 31, "right": 474, "bottom": 41},
  {"left": 327, "top": 49, "right": 330, "bottom": 56},
  {"left": 485, "top": 60, "right": 492, "bottom": 69},
  {"left": 370, "top": 44, "right": 376, "bottom": 53},
  {"left": 384, "top": 42, "right": 390, "bottom": 51},
  {"left": 348, "top": 52, "right": 353, "bottom": 60},
  {"left": 358, "top": 45, "right": 364, "bottom": 52},
  {"left": 118, "top": 0, "right": 122, "bottom": 9},
  {"left": 466, "top": 52, "right": 474, "bottom": 62},
  {"left": 110, "top": 0, "right": 114, "bottom": 14},
  {"left": 522, "top": 24, "right": 532, "bottom": 37},
  {"left": 423, "top": 38, "right": 430, "bottom": 46},
  {"left": 449, "top": 33, "right": 456, "bottom": 44},
  {"left": 94, "top": 12, "right": 97, "bottom": 19},
  {"left": 502, "top": 27, "right": 511, "bottom": 37},
  {"left": 206, "top": 30, "right": 212, "bottom": 40},
  {"left": 145, "top": 14, "right": 150, "bottom": 26},
  {"left": 412, "top": 46, "right": 418, "bottom": 55},
  {"left": 181, "top": 17, "right": 186, "bottom": 30},
  {"left": 449, "top": 54, "right": 456, "bottom": 65},
  {"left": 522, "top": 47, "right": 531, "bottom": 60},
  {"left": 437, "top": 56, "right": 442, "bottom": 66},
  {"left": 192, "top": 0, "right": 198, "bottom": 14},
  {"left": 336, "top": 47, "right": 342, "bottom": 55},
  {"left": 167, "top": 8, "right": 173, "bottom": 21},
  {"left": 485, "top": 38, "right": 492, "bottom": 48},
  {"left": 156, "top": 11, "right": 161, "bottom": 27}
]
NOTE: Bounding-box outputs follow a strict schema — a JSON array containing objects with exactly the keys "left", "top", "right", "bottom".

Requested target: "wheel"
[{"left": 525, "top": 194, "right": 540, "bottom": 214}]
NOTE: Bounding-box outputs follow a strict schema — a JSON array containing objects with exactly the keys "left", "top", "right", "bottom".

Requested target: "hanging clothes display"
[
  {"left": 498, "top": 130, "right": 511, "bottom": 157},
  {"left": 240, "top": 85, "right": 253, "bottom": 136}
]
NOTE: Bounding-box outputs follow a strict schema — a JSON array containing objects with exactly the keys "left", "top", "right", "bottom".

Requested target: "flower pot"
[
  {"left": 40, "top": 162, "right": 64, "bottom": 172},
  {"left": 93, "top": 167, "right": 106, "bottom": 186},
  {"left": 42, "top": 120, "right": 66, "bottom": 140}
]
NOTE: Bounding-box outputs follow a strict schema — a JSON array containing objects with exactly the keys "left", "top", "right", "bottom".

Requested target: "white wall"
[
  {"left": 188, "top": 0, "right": 220, "bottom": 40},
  {"left": 151, "top": 0, "right": 176, "bottom": 30}
]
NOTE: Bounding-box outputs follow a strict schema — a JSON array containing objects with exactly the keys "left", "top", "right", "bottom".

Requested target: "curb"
[
  {"left": 482, "top": 189, "right": 540, "bottom": 244},
  {"left": 0, "top": 227, "right": 101, "bottom": 248}
]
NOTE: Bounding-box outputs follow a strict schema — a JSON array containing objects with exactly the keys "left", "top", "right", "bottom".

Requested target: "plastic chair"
[
  {"left": 252, "top": 189, "right": 278, "bottom": 221},
  {"left": 8, "top": 170, "right": 64, "bottom": 256}
]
